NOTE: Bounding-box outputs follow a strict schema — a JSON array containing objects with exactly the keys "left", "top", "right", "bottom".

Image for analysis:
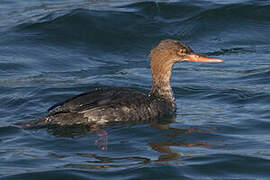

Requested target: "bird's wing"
[{"left": 48, "top": 88, "right": 146, "bottom": 113}]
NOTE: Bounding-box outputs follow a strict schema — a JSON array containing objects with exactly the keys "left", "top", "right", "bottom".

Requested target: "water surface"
[{"left": 1, "top": 0, "right": 270, "bottom": 179}]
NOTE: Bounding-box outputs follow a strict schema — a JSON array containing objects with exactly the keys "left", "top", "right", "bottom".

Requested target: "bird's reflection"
[
  {"left": 47, "top": 124, "right": 109, "bottom": 150},
  {"left": 46, "top": 121, "right": 215, "bottom": 164},
  {"left": 149, "top": 123, "right": 213, "bottom": 162}
]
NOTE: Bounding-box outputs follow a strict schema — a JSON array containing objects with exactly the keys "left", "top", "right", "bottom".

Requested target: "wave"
[
  {"left": 14, "top": 1, "right": 270, "bottom": 28},
  {"left": 11, "top": 1, "right": 269, "bottom": 48},
  {"left": 206, "top": 47, "right": 256, "bottom": 56},
  {"left": 240, "top": 70, "right": 270, "bottom": 85}
]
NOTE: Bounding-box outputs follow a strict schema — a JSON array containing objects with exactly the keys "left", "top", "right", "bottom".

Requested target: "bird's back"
[{"left": 15, "top": 88, "right": 175, "bottom": 128}]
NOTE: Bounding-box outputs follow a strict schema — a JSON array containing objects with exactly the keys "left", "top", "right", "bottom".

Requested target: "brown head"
[{"left": 149, "top": 39, "right": 223, "bottom": 100}]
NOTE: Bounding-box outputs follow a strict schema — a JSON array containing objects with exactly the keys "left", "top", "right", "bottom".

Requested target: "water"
[{"left": 1, "top": 0, "right": 270, "bottom": 179}]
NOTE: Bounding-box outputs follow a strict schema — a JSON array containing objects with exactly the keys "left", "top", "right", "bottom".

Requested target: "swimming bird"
[{"left": 16, "top": 39, "right": 223, "bottom": 128}]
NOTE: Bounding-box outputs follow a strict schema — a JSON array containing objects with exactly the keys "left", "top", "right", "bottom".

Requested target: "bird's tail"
[{"left": 14, "top": 117, "right": 49, "bottom": 129}]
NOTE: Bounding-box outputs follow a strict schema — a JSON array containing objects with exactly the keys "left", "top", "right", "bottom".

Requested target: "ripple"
[{"left": 207, "top": 47, "right": 256, "bottom": 56}]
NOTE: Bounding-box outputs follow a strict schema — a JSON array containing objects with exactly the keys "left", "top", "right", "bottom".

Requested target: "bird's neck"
[{"left": 149, "top": 60, "right": 175, "bottom": 104}]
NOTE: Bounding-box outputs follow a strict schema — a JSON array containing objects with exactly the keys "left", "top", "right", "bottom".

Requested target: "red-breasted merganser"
[{"left": 16, "top": 39, "right": 223, "bottom": 128}]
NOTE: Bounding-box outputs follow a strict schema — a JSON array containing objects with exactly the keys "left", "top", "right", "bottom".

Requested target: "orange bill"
[{"left": 187, "top": 53, "right": 224, "bottom": 63}]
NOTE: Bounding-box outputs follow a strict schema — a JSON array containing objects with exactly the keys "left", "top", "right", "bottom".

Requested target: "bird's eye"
[{"left": 178, "top": 48, "right": 186, "bottom": 55}]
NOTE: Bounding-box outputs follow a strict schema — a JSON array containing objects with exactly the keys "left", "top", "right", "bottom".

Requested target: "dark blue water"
[{"left": 1, "top": 0, "right": 270, "bottom": 179}]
